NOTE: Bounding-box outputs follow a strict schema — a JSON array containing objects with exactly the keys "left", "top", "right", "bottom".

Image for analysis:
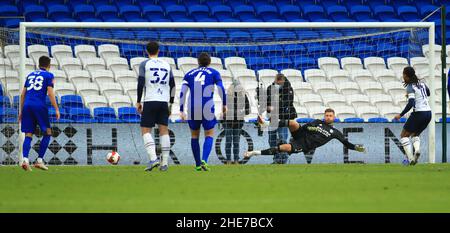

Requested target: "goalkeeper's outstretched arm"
[{"left": 333, "top": 130, "right": 366, "bottom": 152}]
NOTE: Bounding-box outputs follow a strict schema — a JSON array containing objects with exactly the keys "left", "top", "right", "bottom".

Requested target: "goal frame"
[{"left": 17, "top": 22, "right": 437, "bottom": 163}]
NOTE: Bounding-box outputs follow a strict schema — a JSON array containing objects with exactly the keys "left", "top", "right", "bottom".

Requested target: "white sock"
[
  {"left": 143, "top": 133, "right": 157, "bottom": 161},
  {"left": 23, "top": 157, "right": 29, "bottom": 164},
  {"left": 411, "top": 136, "right": 420, "bottom": 155},
  {"left": 37, "top": 158, "right": 43, "bottom": 164},
  {"left": 160, "top": 134, "right": 170, "bottom": 166},
  {"left": 400, "top": 137, "right": 414, "bottom": 161}
]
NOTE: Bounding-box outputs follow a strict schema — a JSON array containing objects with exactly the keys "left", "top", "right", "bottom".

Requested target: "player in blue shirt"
[
  {"left": 179, "top": 52, "right": 227, "bottom": 171},
  {"left": 18, "top": 56, "right": 60, "bottom": 171}
]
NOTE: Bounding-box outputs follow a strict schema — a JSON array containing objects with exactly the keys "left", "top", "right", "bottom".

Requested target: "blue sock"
[
  {"left": 191, "top": 138, "right": 201, "bottom": 167},
  {"left": 202, "top": 136, "right": 213, "bottom": 163},
  {"left": 22, "top": 136, "right": 32, "bottom": 158},
  {"left": 38, "top": 135, "right": 51, "bottom": 159}
]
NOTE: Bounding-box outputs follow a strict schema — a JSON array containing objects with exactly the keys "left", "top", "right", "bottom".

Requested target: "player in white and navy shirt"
[
  {"left": 394, "top": 66, "right": 432, "bottom": 165},
  {"left": 136, "top": 41, "right": 175, "bottom": 172}
]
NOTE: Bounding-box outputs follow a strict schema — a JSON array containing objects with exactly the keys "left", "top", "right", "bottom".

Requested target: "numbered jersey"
[
  {"left": 182, "top": 67, "right": 223, "bottom": 118},
  {"left": 140, "top": 58, "right": 172, "bottom": 103},
  {"left": 23, "top": 68, "right": 54, "bottom": 106},
  {"left": 406, "top": 82, "right": 431, "bottom": 112}
]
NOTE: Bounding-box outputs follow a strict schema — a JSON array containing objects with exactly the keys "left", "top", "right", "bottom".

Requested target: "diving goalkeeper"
[{"left": 244, "top": 108, "right": 366, "bottom": 158}]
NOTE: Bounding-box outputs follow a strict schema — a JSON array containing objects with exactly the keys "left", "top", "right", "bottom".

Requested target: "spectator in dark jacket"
[
  {"left": 266, "top": 74, "right": 297, "bottom": 164},
  {"left": 223, "top": 79, "right": 250, "bottom": 164}
]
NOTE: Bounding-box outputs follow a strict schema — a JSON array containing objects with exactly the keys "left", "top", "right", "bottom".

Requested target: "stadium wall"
[{"left": 0, "top": 123, "right": 444, "bottom": 165}]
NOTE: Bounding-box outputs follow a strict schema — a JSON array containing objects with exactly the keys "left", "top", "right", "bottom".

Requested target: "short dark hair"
[
  {"left": 324, "top": 108, "right": 335, "bottom": 114},
  {"left": 146, "top": 41, "right": 159, "bottom": 55},
  {"left": 198, "top": 52, "right": 211, "bottom": 67},
  {"left": 38, "top": 56, "right": 51, "bottom": 68}
]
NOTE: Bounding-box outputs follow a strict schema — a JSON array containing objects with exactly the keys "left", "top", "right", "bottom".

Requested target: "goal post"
[{"left": 16, "top": 21, "right": 436, "bottom": 164}]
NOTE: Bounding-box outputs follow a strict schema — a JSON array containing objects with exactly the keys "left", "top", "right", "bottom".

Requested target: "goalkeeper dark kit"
[{"left": 289, "top": 120, "right": 361, "bottom": 154}]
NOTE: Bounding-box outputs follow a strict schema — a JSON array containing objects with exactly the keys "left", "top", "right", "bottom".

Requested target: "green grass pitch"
[{"left": 1, "top": 164, "right": 450, "bottom": 213}]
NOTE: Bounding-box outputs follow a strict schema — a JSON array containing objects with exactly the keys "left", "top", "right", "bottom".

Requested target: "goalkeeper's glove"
[{"left": 355, "top": 144, "right": 366, "bottom": 153}]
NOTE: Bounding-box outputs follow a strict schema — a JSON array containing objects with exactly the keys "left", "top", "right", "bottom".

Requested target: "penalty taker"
[{"left": 244, "top": 108, "right": 366, "bottom": 158}]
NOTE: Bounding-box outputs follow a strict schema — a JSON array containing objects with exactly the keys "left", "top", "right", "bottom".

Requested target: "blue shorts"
[
  {"left": 21, "top": 104, "right": 50, "bottom": 134},
  {"left": 188, "top": 118, "right": 217, "bottom": 131},
  {"left": 404, "top": 111, "right": 432, "bottom": 135}
]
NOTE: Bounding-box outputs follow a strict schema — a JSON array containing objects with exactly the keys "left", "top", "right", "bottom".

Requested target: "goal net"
[{"left": 0, "top": 22, "right": 438, "bottom": 165}]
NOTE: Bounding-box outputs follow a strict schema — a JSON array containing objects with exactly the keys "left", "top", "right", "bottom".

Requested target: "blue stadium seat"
[
  {"left": 233, "top": 5, "right": 256, "bottom": 21},
  {"left": 221, "top": 18, "right": 240, "bottom": 22},
  {"left": 373, "top": 5, "right": 398, "bottom": 21},
  {"left": 279, "top": 4, "right": 301, "bottom": 21},
  {"left": 419, "top": 4, "right": 440, "bottom": 20},
  {"left": 112, "top": 30, "right": 136, "bottom": 40},
  {"left": 0, "top": 5, "right": 19, "bottom": 17},
  {"left": 0, "top": 84, "right": 3, "bottom": 96},
  {"left": 397, "top": 5, "right": 420, "bottom": 21},
  {"left": 284, "top": 44, "right": 306, "bottom": 56},
  {"left": 377, "top": 43, "right": 397, "bottom": 58},
  {"left": 134, "top": 30, "right": 159, "bottom": 41},
  {"left": 270, "top": 57, "right": 292, "bottom": 70},
  {"left": 159, "top": 0, "right": 179, "bottom": 9},
  {"left": 292, "top": 57, "right": 316, "bottom": 69},
  {"left": 23, "top": 4, "right": 47, "bottom": 21},
  {"left": 0, "top": 108, "right": 17, "bottom": 123},
  {"left": 298, "top": 0, "right": 316, "bottom": 8},
  {"left": 277, "top": 31, "right": 298, "bottom": 41},
  {"left": 166, "top": 4, "right": 187, "bottom": 20},
  {"left": 61, "top": 95, "right": 84, "bottom": 110},
  {"left": 206, "top": 0, "right": 223, "bottom": 9},
  {"left": 12, "top": 96, "right": 19, "bottom": 109},
  {"left": 237, "top": 46, "right": 260, "bottom": 57},
  {"left": 96, "top": 5, "right": 119, "bottom": 20},
  {"left": 88, "top": 29, "right": 113, "bottom": 39},
  {"left": 81, "top": 18, "right": 102, "bottom": 22},
  {"left": 353, "top": 43, "right": 375, "bottom": 58},
  {"left": 0, "top": 96, "right": 11, "bottom": 108},
  {"left": 115, "top": 0, "right": 135, "bottom": 8},
  {"left": 327, "top": 5, "right": 350, "bottom": 22},
  {"left": 205, "top": 30, "right": 228, "bottom": 42},
  {"left": 350, "top": 5, "right": 372, "bottom": 21},
  {"left": 229, "top": 31, "right": 251, "bottom": 42},
  {"left": 167, "top": 45, "right": 191, "bottom": 58},
  {"left": 251, "top": 31, "right": 274, "bottom": 42},
  {"left": 306, "top": 44, "right": 329, "bottom": 58},
  {"left": 94, "top": 107, "right": 121, "bottom": 123},
  {"left": 343, "top": 118, "right": 364, "bottom": 123},
  {"left": 48, "top": 107, "right": 72, "bottom": 123},
  {"left": 247, "top": 57, "right": 270, "bottom": 70},
  {"left": 120, "top": 5, "right": 142, "bottom": 21},
  {"left": 211, "top": 5, "right": 233, "bottom": 21},
  {"left": 48, "top": 4, "right": 72, "bottom": 21},
  {"left": 143, "top": 5, "right": 165, "bottom": 20},
  {"left": 321, "top": 0, "right": 340, "bottom": 8},
  {"left": 195, "top": 17, "right": 218, "bottom": 22},
  {"left": 261, "top": 45, "right": 284, "bottom": 57},
  {"left": 191, "top": 46, "right": 214, "bottom": 57},
  {"left": 215, "top": 46, "right": 237, "bottom": 58},
  {"left": 256, "top": 4, "right": 280, "bottom": 21},
  {"left": 368, "top": 117, "right": 389, "bottom": 123},
  {"left": 159, "top": 30, "right": 182, "bottom": 42},
  {"left": 188, "top": 4, "right": 210, "bottom": 21},
  {"left": 295, "top": 30, "right": 320, "bottom": 40},
  {"left": 118, "top": 107, "right": 140, "bottom": 123},
  {"left": 74, "top": 4, "right": 96, "bottom": 20},
  {"left": 181, "top": 31, "right": 205, "bottom": 42},
  {"left": 330, "top": 43, "right": 352, "bottom": 58},
  {"left": 69, "top": 108, "right": 96, "bottom": 123},
  {"left": 302, "top": 4, "right": 326, "bottom": 21},
  {"left": 44, "top": 0, "right": 66, "bottom": 8}
]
